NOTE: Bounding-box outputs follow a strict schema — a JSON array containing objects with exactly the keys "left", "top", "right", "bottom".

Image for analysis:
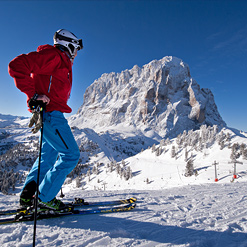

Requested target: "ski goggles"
[{"left": 55, "top": 32, "right": 83, "bottom": 50}]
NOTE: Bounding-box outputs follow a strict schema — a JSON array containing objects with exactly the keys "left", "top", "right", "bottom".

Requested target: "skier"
[{"left": 8, "top": 29, "right": 83, "bottom": 211}]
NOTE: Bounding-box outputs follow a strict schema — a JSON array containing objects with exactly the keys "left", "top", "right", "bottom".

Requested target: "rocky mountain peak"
[{"left": 72, "top": 56, "right": 226, "bottom": 138}]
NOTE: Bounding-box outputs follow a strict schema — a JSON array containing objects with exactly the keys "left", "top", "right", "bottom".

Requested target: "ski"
[
  {"left": 0, "top": 197, "right": 137, "bottom": 216},
  {"left": 0, "top": 203, "right": 136, "bottom": 225}
]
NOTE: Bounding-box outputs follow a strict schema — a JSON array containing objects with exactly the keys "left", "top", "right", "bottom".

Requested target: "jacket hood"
[
  {"left": 37, "top": 44, "right": 56, "bottom": 52},
  {"left": 37, "top": 44, "right": 72, "bottom": 67}
]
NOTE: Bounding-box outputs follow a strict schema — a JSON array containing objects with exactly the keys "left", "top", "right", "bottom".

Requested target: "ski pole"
[{"left": 32, "top": 109, "right": 44, "bottom": 247}]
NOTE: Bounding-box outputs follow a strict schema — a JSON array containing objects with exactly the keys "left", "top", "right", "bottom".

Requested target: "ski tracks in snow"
[
  {"left": 1, "top": 183, "right": 247, "bottom": 246},
  {"left": 136, "top": 183, "right": 247, "bottom": 246}
]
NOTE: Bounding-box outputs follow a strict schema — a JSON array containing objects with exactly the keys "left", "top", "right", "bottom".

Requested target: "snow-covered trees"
[
  {"left": 171, "top": 146, "right": 176, "bottom": 158},
  {"left": 0, "top": 142, "right": 38, "bottom": 194},
  {"left": 92, "top": 165, "right": 99, "bottom": 175},
  {"left": 185, "top": 159, "right": 194, "bottom": 177},
  {"left": 0, "top": 169, "right": 22, "bottom": 194},
  {"left": 155, "top": 146, "right": 162, "bottom": 156},
  {"left": 240, "top": 143, "right": 247, "bottom": 158},
  {"left": 184, "top": 148, "right": 189, "bottom": 162},
  {"left": 171, "top": 125, "right": 220, "bottom": 153},
  {"left": 105, "top": 159, "right": 133, "bottom": 181},
  {"left": 0, "top": 143, "right": 38, "bottom": 168},
  {"left": 151, "top": 144, "right": 156, "bottom": 153},
  {"left": 243, "top": 148, "right": 247, "bottom": 160}
]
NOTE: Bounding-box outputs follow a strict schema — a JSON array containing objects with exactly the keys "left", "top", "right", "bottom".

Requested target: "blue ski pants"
[{"left": 22, "top": 111, "right": 80, "bottom": 202}]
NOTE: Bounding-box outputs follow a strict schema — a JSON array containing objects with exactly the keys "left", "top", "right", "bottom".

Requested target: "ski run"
[
  {"left": 1, "top": 114, "right": 247, "bottom": 246},
  {"left": 1, "top": 123, "right": 247, "bottom": 246},
  {"left": 1, "top": 182, "right": 247, "bottom": 247}
]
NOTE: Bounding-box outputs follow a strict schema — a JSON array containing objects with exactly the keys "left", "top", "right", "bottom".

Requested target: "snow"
[
  {"left": 1, "top": 55, "right": 247, "bottom": 246},
  {"left": 2, "top": 183, "right": 247, "bottom": 246},
  {"left": 1, "top": 125, "right": 247, "bottom": 246},
  {"left": 0, "top": 113, "right": 29, "bottom": 128},
  {"left": 1, "top": 113, "right": 247, "bottom": 246},
  {"left": 74, "top": 56, "right": 226, "bottom": 139}
]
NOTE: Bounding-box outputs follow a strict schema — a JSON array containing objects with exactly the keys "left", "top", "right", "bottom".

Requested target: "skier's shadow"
[{"left": 42, "top": 209, "right": 247, "bottom": 246}]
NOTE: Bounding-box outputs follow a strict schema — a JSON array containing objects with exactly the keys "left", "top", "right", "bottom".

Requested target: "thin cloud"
[{"left": 208, "top": 26, "right": 247, "bottom": 54}]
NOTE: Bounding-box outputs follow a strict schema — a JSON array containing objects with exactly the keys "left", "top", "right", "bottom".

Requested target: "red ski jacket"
[{"left": 8, "top": 44, "right": 73, "bottom": 113}]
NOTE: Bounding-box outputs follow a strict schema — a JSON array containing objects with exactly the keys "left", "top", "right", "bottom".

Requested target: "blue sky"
[{"left": 0, "top": 0, "right": 247, "bottom": 131}]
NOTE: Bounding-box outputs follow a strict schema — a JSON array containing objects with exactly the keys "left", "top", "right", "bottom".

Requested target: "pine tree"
[
  {"left": 160, "top": 139, "right": 165, "bottom": 146},
  {"left": 76, "top": 176, "right": 80, "bottom": 188},
  {"left": 92, "top": 165, "right": 96, "bottom": 174},
  {"left": 121, "top": 159, "right": 126, "bottom": 167},
  {"left": 123, "top": 170, "right": 128, "bottom": 181},
  {"left": 181, "top": 130, "right": 187, "bottom": 144},
  {"left": 110, "top": 161, "right": 114, "bottom": 172},
  {"left": 243, "top": 148, "right": 247, "bottom": 160},
  {"left": 92, "top": 165, "right": 98, "bottom": 175},
  {"left": 116, "top": 163, "right": 121, "bottom": 175},
  {"left": 176, "top": 133, "right": 182, "bottom": 147},
  {"left": 226, "top": 133, "right": 231, "bottom": 143},
  {"left": 87, "top": 169, "right": 91, "bottom": 182},
  {"left": 184, "top": 148, "right": 188, "bottom": 162},
  {"left": 213, "top": 125, "right": 218, "bottom": 135},
  {"left": 152, "top": 144, "right": 156, "bottom": 153},
  {"left": 165, "top": 138, "right": 170, "bottom": 145},
  {"left": 240, "top": 143, "right": 247, "bottom": 156},
  {"left": 219, "top": 140, "right": 225, "bottom": 150},
  {"left": 127, "top": 166, "right": 133, "bottom": 179},
  {"left": 185, "top": 159, "right": 194, "bottom": 177},
  {"left": 198, "top": 137, "right": 203, "bottom": 152},
  {"left": 119, "top": 168, "right": 123, "bottom": 179},
  {"left": 231, "top": 143, "right": 240, "bottom": 160},
  {"left": 155, "top": 147, "right": 162, "bottom": 156},
  {"left": 171, "top": 146, "right": 176, "bottom": 158}
]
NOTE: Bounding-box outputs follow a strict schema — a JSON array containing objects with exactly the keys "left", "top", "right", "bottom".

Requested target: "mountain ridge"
[
  {"left": 0, "top": 56, "right": 246, "bottom": 193},
  {"left": 70, "top": 56, "right": 226, "bottom": 139}
]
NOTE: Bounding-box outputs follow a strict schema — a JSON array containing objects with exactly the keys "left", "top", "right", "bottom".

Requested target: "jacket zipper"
[
  {"left": 55, "top": 129, "right": 69, "bottom": 149},
  {"left": 48, "top": 75, "right": 52, "bottom": 93}
]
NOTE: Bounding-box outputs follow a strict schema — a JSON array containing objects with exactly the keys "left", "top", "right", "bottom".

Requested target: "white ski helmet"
[{"left": 53, "top": 29, "right": 83, "bottom": 58}]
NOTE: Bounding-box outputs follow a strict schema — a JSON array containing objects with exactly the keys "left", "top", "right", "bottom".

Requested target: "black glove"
[{"left": 28, "top": 94, "right": 46, "bottom": 112}]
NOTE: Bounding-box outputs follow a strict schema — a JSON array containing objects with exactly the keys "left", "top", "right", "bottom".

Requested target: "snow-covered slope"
[
  {"left": 0, "top": 113, "right": 29, "bottom": 129},
  {"left": 1, "top": 183, "right": 247, "bottom": 247},
  {"left": 0, "top": 113, "right": 31, "bottom": 144},
  {"left": 69, "top": 126, "right": 247, "bottom": 192},
  {"left": 2, "top": 111, "right": 247, "bottom": 193},
  {"left": 1, "top": 54, "right": 247, "bottom": 246}
]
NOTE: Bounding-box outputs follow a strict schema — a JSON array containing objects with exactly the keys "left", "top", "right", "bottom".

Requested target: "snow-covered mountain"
[
  {"left": 1, "top": 57, "right": 247, "bottom": 247},
  {"left": 0, "top": 114, "right": 34, "bottom": 156},
  {"left": 0, "top": 113, "right": 29, "bottom": 129},
  {"left": 0, "top": 56, "right": 247, "bottom": 193},
  {"left": 70, "top": 56, "right": 226, "bottom": 139}
]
